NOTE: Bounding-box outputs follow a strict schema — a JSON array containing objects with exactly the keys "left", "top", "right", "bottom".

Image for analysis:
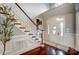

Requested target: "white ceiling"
[
  {"left": 17, "top": 3, "right": 53, "bottom": 19},
  {"left": 6, "top": 3, "right": 55, "bottom": 21},
  {"left": 1, "top": 3, "right": 65, "bottom": 20}
]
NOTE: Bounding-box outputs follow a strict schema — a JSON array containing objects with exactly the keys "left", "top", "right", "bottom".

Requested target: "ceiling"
[
  {"left": 18, "top": 3, "right": 50, "bottom": 19},
  {"left": 1, "top": 3, "right": 64, "bottom": 20},
  {"left": 6, "top": 3, "right": 56, "bottom": 19}
]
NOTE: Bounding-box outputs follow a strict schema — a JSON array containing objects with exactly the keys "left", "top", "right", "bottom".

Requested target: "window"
[
  {"left": 48, "top": 25, "right": 50, "bottom": 35},
  {"left": 56, "top": 17, "right": 64, "bottom": 36},
  {"left": 53, "top": 26, "right": 56, "bottom": 35},
  {"left": 60, "top": 22, "right": 64, "bottom": 36}
]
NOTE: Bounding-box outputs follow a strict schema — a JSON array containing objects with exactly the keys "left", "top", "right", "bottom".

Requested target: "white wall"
[
  {"left": 76, "top": 12, "right": 79, "bottom": 51},
  {"left": 46, "top": 13, "right": 74, "bottom": 48},
  {"left": 39, "top": 4, "right": 75, "bottom": 50},
  {"left": 0, "top": 9, "right": 25, "bottom": 36},
  {"left": 41, "top": 3, "right": 79, "bottom": 51},
  {"left": 75, "top": 4, "right": 79, "bottom": 51}
]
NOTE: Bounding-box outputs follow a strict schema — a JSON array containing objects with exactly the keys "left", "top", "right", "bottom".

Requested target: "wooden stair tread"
[
  {"left": 15, "top": 23, "right": 21, "bottom": 25},
  {"left": 24, "top": 31, "right": 30, "bottom": 32},
  {"left": 20, "top": 27, "right": 26, "bottom": 29},
  {"left": 28, "top": 33, "right": 33, "bottom": 35},
  {"left": 32, "top": 36, "right": 36, "bottom": 38}
]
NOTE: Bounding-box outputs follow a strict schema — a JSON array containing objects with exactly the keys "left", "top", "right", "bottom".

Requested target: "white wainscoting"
[
  {"left": 0, "top": 35, "right": 41, "bottom": 55},
  {"left": 44, "top": 33, "right": 75, "bottom": 52},
  {"left": 48, "top": 33, "right": 74, "bottom": 49},
  {"left": 44, "top": 40, "right": 68, "bottom": 52},
  {"left": 76, "top": 34, "right": 79, "bottom": 51}
]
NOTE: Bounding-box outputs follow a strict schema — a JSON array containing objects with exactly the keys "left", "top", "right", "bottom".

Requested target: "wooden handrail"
[{"left": 15, "top": 3, "right": 37, "bottom": 26}]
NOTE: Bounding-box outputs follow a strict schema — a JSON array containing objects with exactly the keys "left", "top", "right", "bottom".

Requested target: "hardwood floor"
[
  {"left": 21, "top": 44, "right": 64, "bottom": 55},
  {"left": 21, "top": 47, "right": 47, "bottom": 55},
  {"left": 21, "top": 44, "right": 79, "bottom": 55}
]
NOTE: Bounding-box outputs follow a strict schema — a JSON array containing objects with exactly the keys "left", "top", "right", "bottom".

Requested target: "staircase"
[
  {"left": 10, "top": 3, "right": 41, "bottom": 43},
  {"left": 14, "top": 18, "right": 29, "bottom": 33},
  {"left": 0, "top": 3, "right": 43, "bottom": 55},
  {"left": 12, "top": 15, "right": 39, "bottom": 43}
]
